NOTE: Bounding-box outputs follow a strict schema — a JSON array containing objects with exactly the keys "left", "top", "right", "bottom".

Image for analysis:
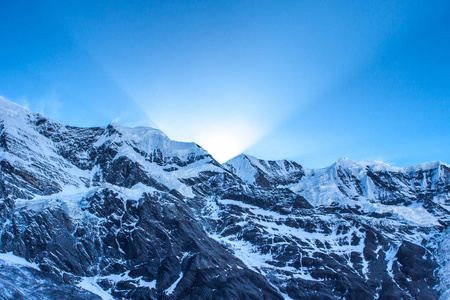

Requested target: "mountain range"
[{"left": 0, "top": 97, "right": 449, "bottom": 299}]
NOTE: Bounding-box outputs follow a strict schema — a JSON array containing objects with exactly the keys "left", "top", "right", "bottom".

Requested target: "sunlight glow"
[
  {"left": 151, "top": 110, "right": 268, "bottom": 163},
  {"left": 135, "top": 85, "right": 302, "bottom": 163},
  {"left": 193, "top": 121, "right": 263, "bottom": 163}
]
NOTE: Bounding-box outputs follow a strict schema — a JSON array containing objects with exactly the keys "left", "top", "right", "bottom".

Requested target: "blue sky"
[{"left": 1, "top": 0, "right": 449, "bottom": 166}]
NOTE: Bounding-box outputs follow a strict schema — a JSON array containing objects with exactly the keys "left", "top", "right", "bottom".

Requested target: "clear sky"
[{"left": 1, "top": 0, "right": 449, "bottom": 167}]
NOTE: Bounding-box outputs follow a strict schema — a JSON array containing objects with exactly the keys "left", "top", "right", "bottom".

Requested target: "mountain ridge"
[{"left": 0, "top": 97, "right": 449, "bottom": 299}]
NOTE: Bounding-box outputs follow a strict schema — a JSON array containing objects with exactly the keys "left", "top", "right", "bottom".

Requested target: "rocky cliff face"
[{"left": 0, "top": 98, "right": 449, "bottom": 299}]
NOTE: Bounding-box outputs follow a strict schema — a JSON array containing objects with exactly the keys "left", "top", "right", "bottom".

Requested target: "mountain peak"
[
  {"left": 0, "top": 96, "right": 27, "bottom": 109},
  {"left": 0, "top": 97, "right": 34, "bottom": 119},
  {"left": 225, "top": 153, "right": 304, "bottom": 187}
]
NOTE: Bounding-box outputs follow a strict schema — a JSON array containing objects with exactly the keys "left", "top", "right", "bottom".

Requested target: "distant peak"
[
  {"left": 225, "top": 153, "right": 250, "bottom": 163},
  {"left": 407, "top": 160, "right": 447, "bottom": 171},
  {"left": 336, "top": 157, "right": 352, "bottom": 163}
]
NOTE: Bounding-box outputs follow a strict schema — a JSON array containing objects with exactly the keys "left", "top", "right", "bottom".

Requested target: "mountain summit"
[{"left": 0, "top": 98, "right": 449, "bottom": 299}]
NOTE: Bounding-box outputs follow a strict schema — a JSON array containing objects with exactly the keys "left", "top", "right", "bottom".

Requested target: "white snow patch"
[
  {"left": 385, "top": 245, "right": 399, "bottom": 282},
  {"left": 0, "top": 252, "right": 39, "bottom": 270},
  {"left": 208, "top": 232, "right": 272, "bottom": 272},
  {"left": 78, "top": 271, "right": 157, "bottom": 300},
  {"left": 78, "top": 277, "right": 114, "bottom": 300},
  {"left": 164, "top": 271, "right": 184, "bottom": 295},
  {"left": 164, "top": 252, "right": 190, "bottom": 295}
]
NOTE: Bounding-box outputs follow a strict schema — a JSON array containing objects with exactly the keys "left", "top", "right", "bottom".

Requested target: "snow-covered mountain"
[
  {"left": 225, "top": 154, "right": 450, "bottom": 224},
  {"left": 0, "top": 98, "right": 449, "bottom": 299}
]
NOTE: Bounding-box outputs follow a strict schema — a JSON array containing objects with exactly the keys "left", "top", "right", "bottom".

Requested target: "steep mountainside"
[{"left": 0, "top": 98, "right": 449, "bottom": 299}]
